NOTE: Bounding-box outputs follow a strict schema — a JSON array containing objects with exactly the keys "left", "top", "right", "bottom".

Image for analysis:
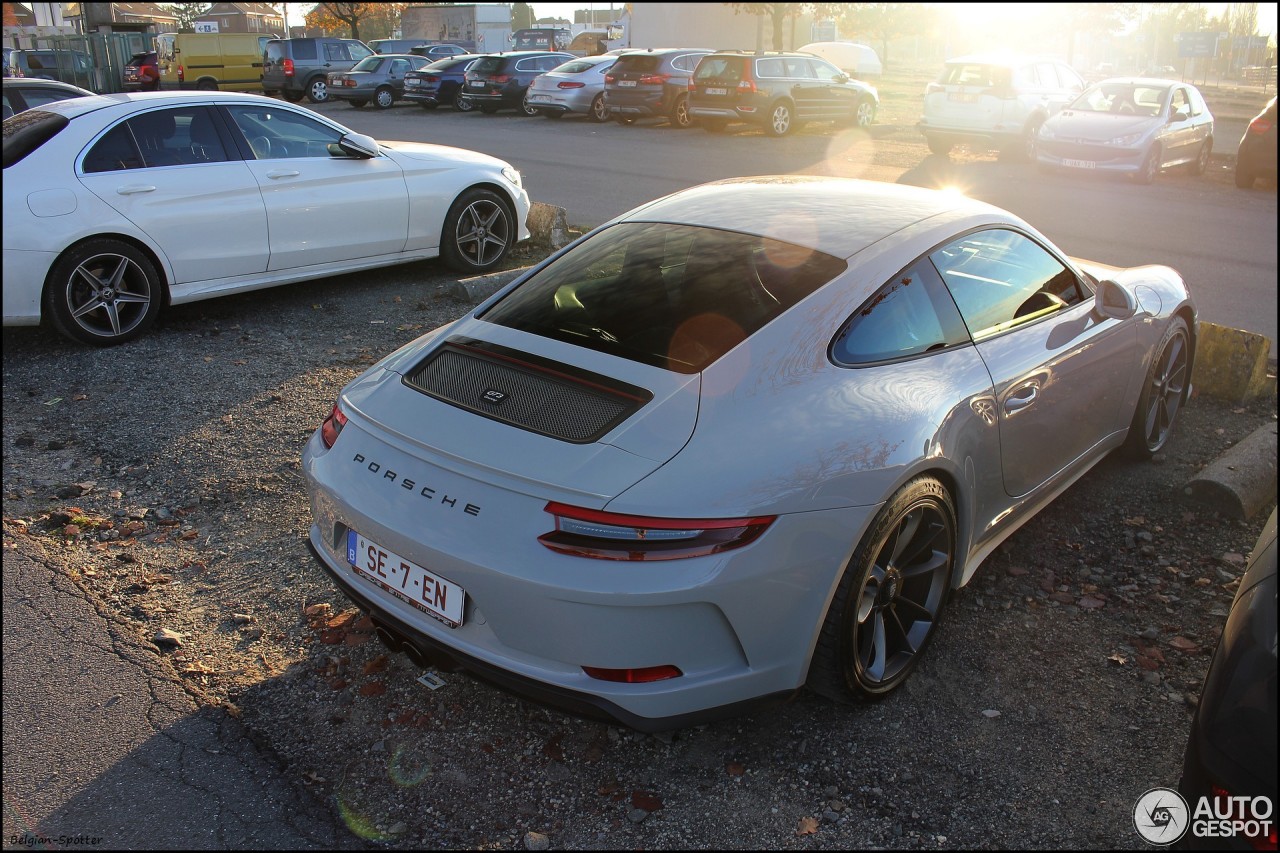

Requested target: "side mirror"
[
  {"left": 1171, "top": 106, "right": 1190, "bottom": 123},
  {"left": 335, "top": 132, "right": 379, "bottom": 158},
  {"left": 1094, "top": 279, "right": 1136, "bottom": 320}
]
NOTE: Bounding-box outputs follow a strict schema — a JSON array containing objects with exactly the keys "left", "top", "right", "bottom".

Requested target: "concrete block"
[
  {"left": 527, "top": 202, "right": 571, "bottom": 249},
  {"left": 1186, "top": 423, "right": 1278, "bottom": 520},
  {"left": 445, "top": 267, "right": 530, "bottom": 304},
  {"left": 1192, "top": 322, "right": 1275, "bottom": 403}
]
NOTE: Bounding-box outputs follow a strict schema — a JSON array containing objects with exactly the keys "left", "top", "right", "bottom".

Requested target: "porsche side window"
[
  {"left": 930, "top": 230, "right": 1086, "bottom": 342},
  {"left": 832, "top": 262, "right": 969, "bottom": 365}
]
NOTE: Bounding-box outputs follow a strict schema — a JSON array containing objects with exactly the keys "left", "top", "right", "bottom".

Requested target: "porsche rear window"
[{"left": 479, "top": 222, "right": 846, "bottom": 373}]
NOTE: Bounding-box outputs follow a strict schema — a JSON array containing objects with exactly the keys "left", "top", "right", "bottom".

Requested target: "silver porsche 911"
[{"left": 303, "top": 176, "right": 1195, "bottom": 731}]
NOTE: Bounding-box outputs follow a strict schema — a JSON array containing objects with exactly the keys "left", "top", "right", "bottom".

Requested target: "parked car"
[
  {"left": 688, "top": 49, "right": 879, "bottom": 136},
  {"left": 261, "top": 37, "right": 373, "bottom": 104},
  {"left": 462, "top": 51, "right": 573, "bottom": 115},
  {"left": 326, "top": 53, "right": 433, "bottom": 109},
  {"left": 797, "top": 41, "right": 883, "bottom": 78},
  {"left": 409, "top": 43, "right": 471, "bottom": 60},
  {"left": 367, "top": 38, "right": 428, "bottom": 55},
  {"left": 919, "top": 54, "right": 1085, "bottom": 160},
  {"left": 605, "top": 47, "right": 712, "bottom": 128},
  {"left": 524, "top": 54, "right": 617, "bottom": 121},
  {"left": 1036, "top": 78, "right": 1214, "bottom": 184},
  {"left": 302, "top": 175, "right": 1196, "bottom": 731},
  {"left": 1178, "top": 508, "right": 1277, "bottom": 851},
  {"left": 1235, "top": 95, "right": 1276, "bottom": 189},
  {"left": 1, "top": 91, "right": 530, "bottom": 345},
  {"left": 2, "top": 77, "right": 93, "bottom": 119},
  {"left": 154, "top": 32, "right": 275, "bottom": 93},
  {"left": 403, "top": 55, "right": 479, "bottom": 111},
  {"left": 122, "top": 51, "right": 160, "bottom": 91},
  {"left": 3, "top": 48, "right": 97, "bottom": 90}
]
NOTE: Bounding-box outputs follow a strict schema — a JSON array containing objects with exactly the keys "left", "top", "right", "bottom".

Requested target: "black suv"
[
  {"left": 689, "top": 50, "right": 879, "bottom": 136},
  {"left": 604, "top": 48, "right": 712, "bottom": 128},
  {"left": 462, "top": 51, "right": 573, "bottom": 115},
  {"left": 261, "top": 37, "right": 373, "bottom": 103}
]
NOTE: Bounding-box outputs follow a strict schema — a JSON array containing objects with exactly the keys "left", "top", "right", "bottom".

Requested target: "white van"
[{"left": 798, "top": 42, "right": 883, "bottom": 78}]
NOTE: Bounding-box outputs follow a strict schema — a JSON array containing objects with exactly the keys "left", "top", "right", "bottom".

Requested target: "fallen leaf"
[
  {"left": 362, "top": 654, "right": 389, "bottom": 675},
  {"left": 358, "top": 681, "right": 387, "bottom": 697},
  {"left": 797, "top": 816, "right": 819, "bottom": 836},
  {"left": 631, "top": 791, "right": 663, "bottom": 812},
  {"left": 1107, "top": 653, "right": 1127, "bottom": 666},
  {"left": 726, "top": 761, "right": 746, "bottom": 776}
]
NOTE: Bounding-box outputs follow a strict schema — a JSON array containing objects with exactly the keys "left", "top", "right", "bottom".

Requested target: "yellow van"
[{"left": 154, "top": 32, "right": 276, "bottom": 92}]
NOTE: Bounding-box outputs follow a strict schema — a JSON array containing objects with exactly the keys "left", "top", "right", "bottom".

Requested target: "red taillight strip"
[
  {"left": 539, "top": 502, "right": 776, "bottom": 561},
  {"left": 583, "top": 664, "right": 682, "bottom": 683},
  {"left": 545, "top": 502, "right": 773, "bottom": 531},
  {"left": 320, "top": 401, "right": 347, "bottom": 448}
]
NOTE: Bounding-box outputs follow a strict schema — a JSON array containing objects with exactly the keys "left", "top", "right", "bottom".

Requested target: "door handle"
[
  {"left": 1004, "top": 384, "right": 1039, "bottom": 412},
  {"left": 116, "top": 185, "right": 156, "bottom": 194},
  {"left": 265, "top": 169, "right": 300, "bottom": 179}
]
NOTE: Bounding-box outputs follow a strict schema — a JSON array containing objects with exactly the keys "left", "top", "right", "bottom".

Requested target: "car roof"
[
  {"left": 3, "top": 77, "right": 93, "bottom": 93},
  {"left": 619, "top": 176, "right": 1004, "bottom": 259},
  {"left": 15, "top": 90, "right": 292, "bottom": 120},
  {"left": 945, "top": 54, "right": 1060, "bottom": 66}
]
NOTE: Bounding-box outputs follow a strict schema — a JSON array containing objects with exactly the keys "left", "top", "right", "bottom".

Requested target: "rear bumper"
[{"left": 917, "top": 121, "right": 1021, "bottom": 150}]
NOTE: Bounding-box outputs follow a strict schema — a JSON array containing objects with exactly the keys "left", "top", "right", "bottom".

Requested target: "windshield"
[
  {"left": 1068, "top": 82, "right": 1168, "bottom": 116},
  {"left": 479, "top": 222, "right": 846, "bottom": 374}
]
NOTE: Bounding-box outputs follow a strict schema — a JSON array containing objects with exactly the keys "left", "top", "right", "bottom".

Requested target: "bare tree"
[
  {"left": 159, "top": 3, "right": 213, "bottom": 33},
  {"left": 839, "top": 3, "right": 932, "bottom": 67},
  {"left": 725, "top": 3, "right": 846, "bottom": 51}
]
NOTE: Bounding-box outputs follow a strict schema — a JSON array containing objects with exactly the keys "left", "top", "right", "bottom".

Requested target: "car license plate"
[
  {"left": 618, "top": 80, "right": 636, "bottom": 87},
  {"left": 469, "top": 82, "right": 485, "bottom": 89},
  {"left": 530, "top": 94, "right": 550, "bottom": 101},
  {"left": 1063, "top": 158, "right": 1096, "bottom": 169},
  {"left": 705, "top": 87, "right": 728, "bottom": 95},
  {"left": 346, "top": 530, "right": 465, "bottom": 627},
  {"left": 406, "top": 79, "right": 420, "bottom": 87},
  {"left": 948, "top": 92, "right": 978, "bottom": 103}
]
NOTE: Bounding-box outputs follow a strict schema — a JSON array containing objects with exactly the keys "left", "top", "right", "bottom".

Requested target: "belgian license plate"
[
  {"left": 469, "top": 81, "right": 485, "bottom": 89},
  {"left": 948, "top": 92, "right": 977, "bottom": 103},
  {"left": 705, "top": 87, "right": 727, "bottom": 95},
  {"left": 346, "top": 530, "right": 465, "bottom": 627},
  {"left": 1063, "top": 158, "right": 1096, "bottom": 169},
  {"left": 529, "top": 93, "right": 550, "bottom": 101},
  {"left": 405, "top": 79, "right": 420, "bottom": 87},
  {"left": 618, "top": 80, "right": 636, "bottom": 87}
]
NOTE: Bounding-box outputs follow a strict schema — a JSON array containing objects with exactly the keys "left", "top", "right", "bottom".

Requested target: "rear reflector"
[
  {"left": 558, "top": 80, "right": 585, "bottom": 89},
  {"left": 583, "top": 664, "right": 682, "bottom": 683}
]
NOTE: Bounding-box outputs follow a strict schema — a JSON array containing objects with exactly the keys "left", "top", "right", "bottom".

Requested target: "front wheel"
[
  {"left": 765, "top": 101, "right": 793, "bottom": 136},
  {"left": 588, "top": 93, "right": 609, "bottom": 122},
  {"left": 306, "top": 78, "right": 328, "bottom": 103},
  {"left": 439, "top": 188, "right": 514, "bottom": 274},
  {"left": 853, "top": 96, "right": 876, "bottom": 128},
  {"left": 44, "top": 239, "right": 163, "bottom": 346},
  {"left": 1123, "top": 316, "right": 1190, "bottom": 458},
  {"left": 1136, "top": 145, "right": 1160, "bottom": 184},
  {"left": 807, "top": 476, "right": 955, "bottom": 701},
  {"left": 373, "top": 87, "right": 394, "bottom": 109}
]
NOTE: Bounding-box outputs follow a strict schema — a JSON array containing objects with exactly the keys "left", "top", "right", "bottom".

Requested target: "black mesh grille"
[{"left": 403, "top": 342, "right": 649, "bottom": 443}]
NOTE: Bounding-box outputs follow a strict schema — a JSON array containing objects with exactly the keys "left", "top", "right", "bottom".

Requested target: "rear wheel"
[
  {"left": 1123, "top": 316, "right": 1190, "bottom": 458},
  {"left": 1235, "top": 162, "right": 1257, "bottom": 189},
  {"left": 669, "top": 93, "right": 693, "bottom": 128},
  {"left": 453, "top": 90, "right": 474, "bottom": 112},
  {"left": 306, "top": 77, "right": 328, "bottom": 103},
  {"left": 373, "top": 86, "right": 394, "bottom": 109},
  {"left": 439, "top": 188, "right": 514, "bottom": 274},
  {"left": 588, "top": 93, "right": 609, "bottom": 122},
  {"left": 926, "top": 134, "right": 953, "bottom": 156},
  {"left": 765, "top": 101, "right": 794, "bottom": 136},
  {"left": 807, "top": 476, "right": 956, "bottom": 701},
  {"left": 44, "top": 239, "right": 163, "bottom": 346}
]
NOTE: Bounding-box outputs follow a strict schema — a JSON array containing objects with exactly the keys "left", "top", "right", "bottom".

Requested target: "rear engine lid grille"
[{"left": 403, "top": 338, "right": 652, "bottom": 444}]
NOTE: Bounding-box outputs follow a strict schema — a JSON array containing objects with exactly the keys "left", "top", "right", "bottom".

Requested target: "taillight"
[
  {"left": 604, "top": 74, "right": 616, "bottom": 83},
  {"left": 637, "top": 72, "right": 669, "bottom": 84},
  {"left": 491, "top": 73, "right": 511, "bottom": 83},
  {"left": 423, "top": 75, "right": 439, "bottom": 83},
  {"left": 1249, "top": 116, "right": 1273, "bottom": 135},
  {"left": 319, "top": 401, "right": 347, "bottom": 448},
  {"left": 282, "top": 58, "right": 294, "bottom": 78},
  {"left": 583, "top": 665, "right": 682, "bottom": 683},
  {"left": 925, "top": 82, "right": 943, "bottom": 95},
  {"left": 557, "top": 80, "right": 585, "bottom": 89},
  {"left": 539, "top": 502, "right": 775, "bottom": 561},
  {"left": 177, "top": 64, "right": 185, "bottom": 82},
  {"left": 737, "top": 78, "right": 756, "bottom": 93},
  {"left": 1209, "top": 786, "right": 1278, "bottom": 851}
]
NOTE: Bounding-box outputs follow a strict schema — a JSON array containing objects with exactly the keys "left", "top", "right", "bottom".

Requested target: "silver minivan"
[{"left": 918, "top": 54, "right": 1084, "bottom": 161}]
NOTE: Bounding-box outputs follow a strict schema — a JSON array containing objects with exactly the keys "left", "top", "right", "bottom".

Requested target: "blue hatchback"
[{"left": 403, "top": 55, "right": 479, "bottom": 111}]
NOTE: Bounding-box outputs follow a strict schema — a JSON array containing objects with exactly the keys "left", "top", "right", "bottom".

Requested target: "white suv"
[{"left": 918, "top": 55, "right": 1084, "bottom": 161}]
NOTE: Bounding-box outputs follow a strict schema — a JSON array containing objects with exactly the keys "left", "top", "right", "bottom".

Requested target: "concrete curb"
[{"left": 1186, "top": 422, "right": 1279, "bottom": 520}]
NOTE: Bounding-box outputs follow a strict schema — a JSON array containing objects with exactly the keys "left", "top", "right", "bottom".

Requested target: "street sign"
[
  {"left": 1178, "top": 31, "right": 1217, "bottom": 58},
  {"left": 194, "top": 21, "right": 219, "bottom": 33}
]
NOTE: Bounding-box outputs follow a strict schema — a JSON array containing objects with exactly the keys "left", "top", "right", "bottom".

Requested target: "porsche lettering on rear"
[{"left": 351, "top": 453, "right": 480, "bottom": 516}]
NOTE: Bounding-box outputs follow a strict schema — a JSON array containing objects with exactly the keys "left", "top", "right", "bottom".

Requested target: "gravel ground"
[{"left": 3, "top": 238, "right": 1275, "bottom": 850}]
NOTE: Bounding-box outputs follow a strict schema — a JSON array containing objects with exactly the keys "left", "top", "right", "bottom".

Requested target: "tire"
[
  {"left": 700, "top": 117, "right": 728, "bottom": 133},
  {"left": 669, "top": 93, "right": 692, "bottom": 128},
  {"left": 588, "top": 93, "right": 609, "bottom": 122},
  {"left": 373, "top": 87, "right": 394, "bottom": 109},
  {"left": 43, "top": 239, "right": 163, "bottom": 346},
  {"left": 807, "top": 476, "right": 956, "bottom": 701},
  {"left": 1136, "top": 145, "right": 1160, "bottom": 185},
  {"left": 281, "top": 90, "right": 303, "bottom": 103},
  {"left": 195, "top": 79, "right": 217, "bottom": 91},
  {"left": 1123, "top": 316, "right": 1190, "bottom": 458},
  {"left": 439, "top": 188, "right": 515, "bottom": 274},
  {"left": 1235, "top": 163, "right": 1257, "bottom": 189},
  {"left": 926, "top": 134, "right": 953, "bottom": 156},
  {"left": 1186, "top": 138, "right": 1211, "bottom": 175},
  {"left": 348, "top": 99, "right": 367, "bottom": 109},
  {"left": 853, "top": 96, "right": 876, "bottom": 128},
  {"left": 306, "top": 77, "right": 328, "bottom": 104},
  {"left": 453, "top": 91, "right": 474, "bottom": 112},
  {"left": 520, "top": 97, "right": 539, "bottom": 117},
  {"left": 765, "top": 101, "right": 794, "bottom": 137}
]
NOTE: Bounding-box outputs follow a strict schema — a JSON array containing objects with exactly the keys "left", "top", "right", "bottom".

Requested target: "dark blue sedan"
[{"left": 402, "top": 55, "right": 478, "bottom": 111}]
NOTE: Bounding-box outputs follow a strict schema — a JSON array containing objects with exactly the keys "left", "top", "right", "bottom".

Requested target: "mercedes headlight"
[{"left": 502, "top": 166, "right": 522, "bottom": 188}]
